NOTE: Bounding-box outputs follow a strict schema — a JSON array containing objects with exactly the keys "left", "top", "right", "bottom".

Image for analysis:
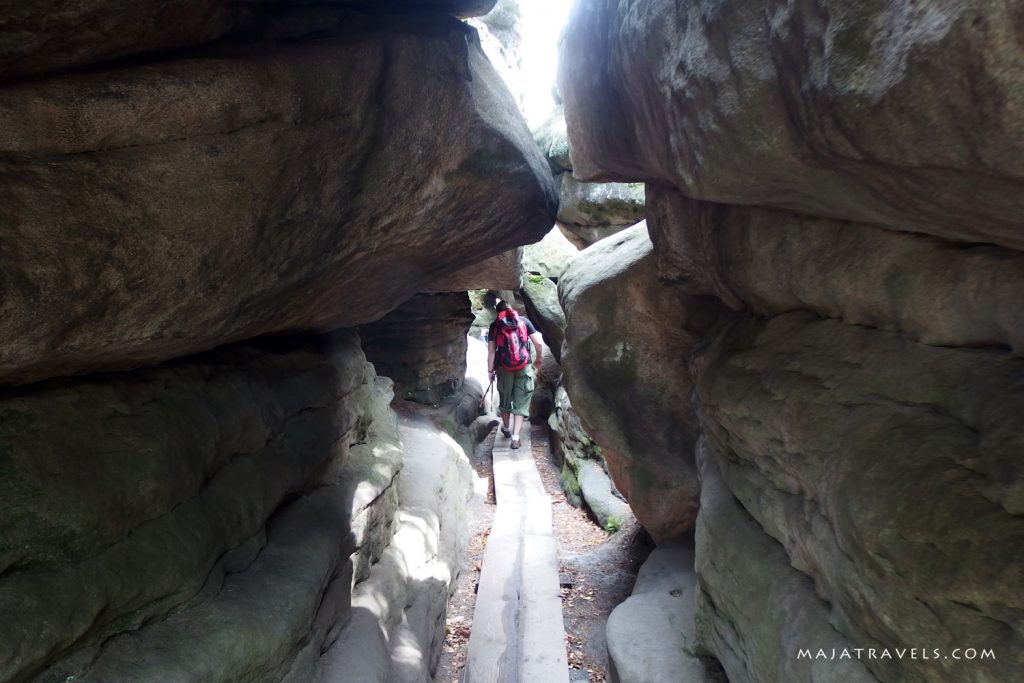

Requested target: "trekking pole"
[{"left": 479, "top": 374, "right": 495, "bottom": 408}]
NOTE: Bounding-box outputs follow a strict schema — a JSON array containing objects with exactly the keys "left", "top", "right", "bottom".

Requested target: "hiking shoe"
[
  {"left": 510, "top": 437, "right": 520, "bottom": 449},
  {"left": 501, "top": 426, "right": 511, "bottom": 438}
]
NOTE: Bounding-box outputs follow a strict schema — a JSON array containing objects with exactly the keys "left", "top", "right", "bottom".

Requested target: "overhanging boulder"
[
  {"left": 559, "top": 0, "right": 1024, "bottom": 249},
  {"left": 0, "top": 17, "right": 557, "bottom": 387}
]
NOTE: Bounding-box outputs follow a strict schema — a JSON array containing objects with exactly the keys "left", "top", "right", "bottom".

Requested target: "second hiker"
[{"left": 487, "top": 300, "right": 544, "bottom": 449}]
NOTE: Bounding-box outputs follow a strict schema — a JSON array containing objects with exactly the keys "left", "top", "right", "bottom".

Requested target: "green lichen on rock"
[
  {"left": 605, "top": 514, "right": 625, "bottom": 534},
  {"left": 570, "top": 197, "right": 645, "bottom": 226},
  {"left": 560, "top": 462, "right": 582, "bottom": 507}
]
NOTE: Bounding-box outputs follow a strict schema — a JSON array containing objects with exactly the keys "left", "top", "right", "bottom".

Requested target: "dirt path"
[{"left": 435, "top": 423, "right": 652, "bottom": 683}]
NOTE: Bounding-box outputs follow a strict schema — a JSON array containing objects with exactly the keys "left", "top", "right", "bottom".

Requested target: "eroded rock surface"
[
  {"left": 523, "top": 226, "right": 579, "bottom": 281},
  {"left": 534, "top": 105, "right": 645, "bottom": 248},
  {"left": 606, "top": 536, "right": 719, "bottom": 683},
  {"left": 560, "top": 0, "right": 1024, "bottom": 250},
  {"left": 0, "top": 332, "right": 392, "bottom": 682},
  {"left": 559, "top": 223, "right": 716, "bottom": 540},
  {"left": 522, "top": 276, "right": 565, "bottom": 362},
  {"left": 360, "top": 292, "right": 475, "bottom": 405},
  {"left": 558, "top": 1, "right": 1024, "bottom": 680},
  {"left": 695, "top": 440, "right": 876, "bottom": 683},
  {"left": 427, "top": 249, "right": 524, "bottom": 293},
  {"left": 696, "top": 312, "right": 1024, "bottom": 683},
  {"left": 0, "top": 15, "right": 556, "bottom": 387}
]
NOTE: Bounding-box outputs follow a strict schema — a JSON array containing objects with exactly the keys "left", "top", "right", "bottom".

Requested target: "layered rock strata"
[
  {"left": 695, "top": 441, "right": 875, "bottom": 683},
  {"left": 559, "top": 0, "right": 1024, "bottom": 680},
  {"left": 0, "top": 13, "right": 556, "bottom": 386},
  {"left": 534, "top": 105, "right": 644, "bottom": 248},
  {"left": 1, "top": 3, "right": 554, "bottom": 680},
  {"left": 360, "top": 292, "right": 475, "bottom": 405},
  {"left": 1, "top": 332, "right": 392, "bottom": 682}
]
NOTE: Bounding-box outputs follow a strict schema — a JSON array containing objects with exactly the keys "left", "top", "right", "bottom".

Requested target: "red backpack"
[{"left": 494, "top": 309, "right": 530, "bottom": 371}]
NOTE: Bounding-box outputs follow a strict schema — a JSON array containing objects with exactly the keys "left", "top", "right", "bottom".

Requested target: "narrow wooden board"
[{"left": 464, "top": 428, "right": 570, "bottom": 683}]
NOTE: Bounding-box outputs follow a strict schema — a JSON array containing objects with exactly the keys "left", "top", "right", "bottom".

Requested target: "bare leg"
[
  {"left": 501, "top": 412, "right": 511, "bottom": 429},
  {"left": 511, "top": 414, "right": 525, "bottom": 439}
]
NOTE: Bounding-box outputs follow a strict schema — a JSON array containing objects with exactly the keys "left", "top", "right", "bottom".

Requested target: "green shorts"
[{"left": 497, "top": 364, "right": 535, "bottom": 417}]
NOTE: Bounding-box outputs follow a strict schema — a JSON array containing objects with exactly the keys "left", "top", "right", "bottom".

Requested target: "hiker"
[{"left": 487, "top": 300, "right": 544, "bottom": 449}]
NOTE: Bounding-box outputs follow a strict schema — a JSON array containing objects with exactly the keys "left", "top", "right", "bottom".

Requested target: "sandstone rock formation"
[
  {"left": 559, "top": 223, "right": 717, "bottom": 541},
  {"left": 695, "top": 441, "right": 876, "bottom": 683},
  {"left": 547, "top": 386, "right": 604, "bottom": 510},
  {"left": 0, "top": 2, "right": 557, "bottom": 680},
  {"left": 695, "top": 309, "right": 1024, "bottom": 683},
  {"left": 559, "top": 0, "right": 1024, "bottom": 680},
  {"left": 606, "top": 537, "right": 719, "bottom": 683},
  {"left": 522, "top": 275, "right": 567, "bottom": 362},
  {"left": 1, "top": 332, "right": 391, "bottom": 682},
  {"left": 522, "top": 226, "right": 579, "bottom": 281},
  {"left": 0, "top": 1, "right": 499, "bottom": 81},
  {"left": 0, "top": 13, "right": 557, "bottom": 387},
  {"left": 360, "top": 292, "right": 475, "bottom": 405},
  {"left": 427, "top": 249, "right": 524, "bottom": 293},
  {"left": 560, "top": 0, "right": 1024, "bottom": 250},
  {"left": 534, "top": 105, "right": 645, "bottom": 248}
]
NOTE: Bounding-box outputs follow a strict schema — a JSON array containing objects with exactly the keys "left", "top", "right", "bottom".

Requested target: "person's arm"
[
  {"left": 487, "top": 340, "right": 496, "bottom": 378},
  {"left": 529, "top": 332, "right": 544, "bottom": 369}
]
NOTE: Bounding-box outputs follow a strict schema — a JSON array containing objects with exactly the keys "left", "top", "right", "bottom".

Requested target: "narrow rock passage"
[{"left": 464, "top": 426, "right": 571, "bottom": 682}]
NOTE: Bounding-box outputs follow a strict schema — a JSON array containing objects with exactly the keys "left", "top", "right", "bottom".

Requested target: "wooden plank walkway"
[{"left": 464, "top": 427, "right": 570, "bottom": 683}]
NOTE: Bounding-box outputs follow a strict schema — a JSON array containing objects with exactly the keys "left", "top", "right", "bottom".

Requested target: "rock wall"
[
  {"left": 559, "top": 1, "right": 1024, "bottom": 681},
  {"left": 560, "top": 0, "right": 1024, "bottom": 249},
  {"left": 534, "top": 105, "right": 645, "bottom": 248},
  {"left": 0, "top": 9, "right": 556, "bottom": 387},
  {"left": 558, "top": 223, "right": 714, "bottom": 542},
  {"left": 1, "top": 1, "right": 554, "bottom": 679},
  {"left": 360, "top": 292, "right": 475, "bottom": 405},
  {"left": 2, "top": 332, "right": 401, "bottom": 682}
]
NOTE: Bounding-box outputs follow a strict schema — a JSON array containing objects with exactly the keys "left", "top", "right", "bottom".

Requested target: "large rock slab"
[
  {"left": 0, "top": 16, "right": 557, "bottom": 387},
  {"left": 426, "top": 248, "right": 523, "bottom": 293},
  {"left": 557, "top": 174, "right": 645, "bottom": 239},
  {"left": 0, "top": 1, "right": 499, "bottom": 81},
  {"left": 696, "top": 312, "right": 1024, "bottom": 683},
  {"left": 606, "top": 536, "right": 719, "bottom": 683},
  {"left": 559, "top": 223, "right": 716, "bottom": 540},
  {"left": 0, "top": 331, "right": 394, "bottom": 682},
  {"left": 559, "top": 0, "right": 1024, "bottom": 250},
  {"left": 523, "top": 226, "right": 579, "bottom": 280},
  {"left": 521, "top": 274, "right": 566, "bottom": 362},
  {"left": 360, "top": 292, "right": 474, "bottom": 405},
  {"left": 647, "top": 185, "right": 1024, "bottom": 355},
  {"left": 694, "top": 439, "right": 876, "bottom": 683}
]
